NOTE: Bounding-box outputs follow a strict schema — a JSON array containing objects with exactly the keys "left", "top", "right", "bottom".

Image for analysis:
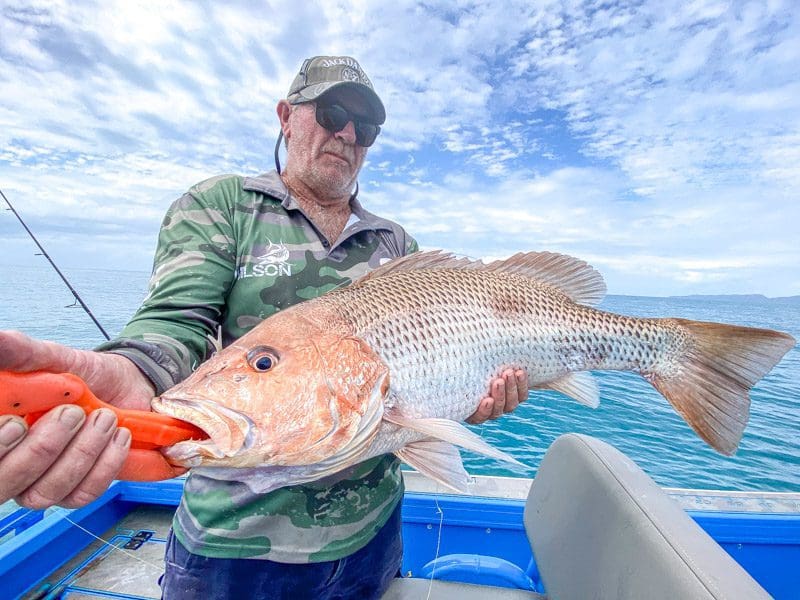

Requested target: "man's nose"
[{"left": 334, "top": 120, "right": 357, "bottom": 144}]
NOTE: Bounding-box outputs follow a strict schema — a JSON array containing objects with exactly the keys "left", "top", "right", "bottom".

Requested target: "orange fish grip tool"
[{"left": 0, "top": 370, "right": 209, "bottom": 481}]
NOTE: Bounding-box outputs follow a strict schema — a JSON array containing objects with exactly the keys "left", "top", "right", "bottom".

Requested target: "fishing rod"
[{"left": 1, "top": 187, "right": 111, "bottom": 340}]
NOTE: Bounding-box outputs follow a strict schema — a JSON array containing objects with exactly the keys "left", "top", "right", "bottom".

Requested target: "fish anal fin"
[
  {"left": 396, "top": 441, "right": 470, "bottom": 492},
  {"left": 538, "top": 372, "right": 600, "bottom": 408}
]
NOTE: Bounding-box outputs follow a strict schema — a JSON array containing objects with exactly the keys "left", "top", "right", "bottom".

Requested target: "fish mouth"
[{"left": 151, "top": 394, "right": 257, "bottom": 466}]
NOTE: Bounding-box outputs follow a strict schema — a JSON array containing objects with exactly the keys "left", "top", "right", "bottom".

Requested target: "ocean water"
[{"left": 1, "top": 263, "right": 798, "bottom": 493}]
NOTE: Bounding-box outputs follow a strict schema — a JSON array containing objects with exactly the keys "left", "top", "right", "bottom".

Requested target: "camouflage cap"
[{"left": 287, "top": 56, "right": 386, "bottom": 124}]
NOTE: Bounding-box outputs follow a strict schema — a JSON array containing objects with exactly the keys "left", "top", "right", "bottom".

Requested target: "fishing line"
[
  {"left": 1, "top": 187, "right": 110, "bottom": 340},
  {"left": 2, "top": 189, "right": 168, "bottom": 576},
  {"left": 425, "top": 495, "right": 445, "bottom": 600},
  {"left": 58, "top": 510, "right": 164, "bottom": 573}
]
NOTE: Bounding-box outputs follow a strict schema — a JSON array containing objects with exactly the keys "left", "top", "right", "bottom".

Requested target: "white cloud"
[
  {"left": 0, "top": 0, "right": 798, "bottom": 297},
  {"left": 364, "top": 161, "right": 799, "bottom": 296}
]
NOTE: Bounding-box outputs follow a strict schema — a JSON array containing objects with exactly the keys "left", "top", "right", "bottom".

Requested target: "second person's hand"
[{"left": 0, "top": 330, "right": 155, "bottom": 508}]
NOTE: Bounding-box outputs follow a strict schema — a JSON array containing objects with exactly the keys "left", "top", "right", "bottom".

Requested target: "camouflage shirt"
[{"left": 97, "top": 171, "right": 418, "bottom": 562}]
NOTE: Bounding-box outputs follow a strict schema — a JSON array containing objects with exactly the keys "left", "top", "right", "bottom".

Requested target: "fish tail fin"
[{"left": 647, "top": 319, "right": 794, "bottom": 455}]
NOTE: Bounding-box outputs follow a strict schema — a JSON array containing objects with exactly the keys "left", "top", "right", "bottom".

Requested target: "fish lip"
[{"left": 151, "top": 394, "right": 256, "bottom": 459}]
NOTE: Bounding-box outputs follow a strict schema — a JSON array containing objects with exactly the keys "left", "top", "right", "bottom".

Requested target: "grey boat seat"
[
  {"left": 384, "top": 433, "right": 769, "bottom": 599},
  {"left": 383, "top": 577, "right": 544, "bottom": 599}
]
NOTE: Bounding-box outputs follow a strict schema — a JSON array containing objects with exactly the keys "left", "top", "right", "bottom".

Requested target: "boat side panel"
[
  {"left": 694, "top": 512, "right": 800, "bottom": 600},
  {"left": 2, "top": 482, "right": 800, "bottom": 598},
  {"left": 0, "top": 486, "right": 136, "bottom": 599},
  {"left": 401, "top": 493, "right": 532, "bottom": 578}
]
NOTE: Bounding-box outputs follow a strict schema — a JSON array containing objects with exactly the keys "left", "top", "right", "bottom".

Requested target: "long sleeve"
[{"left": 96, "top": 178, "right": 238, "bottom": 393}]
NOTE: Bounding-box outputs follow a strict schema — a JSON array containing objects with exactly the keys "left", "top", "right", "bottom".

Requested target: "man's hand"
[
  {"left": 0, "top": 330, "right": 154, "bottom": 509},
  {"left": 467, "top": 369, "right": 528, "bottom": 425}
]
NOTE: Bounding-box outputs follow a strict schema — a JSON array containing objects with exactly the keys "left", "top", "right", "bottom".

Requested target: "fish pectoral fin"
[
  {"left": 383, "top": 412, "right": 524, "bottom": 467},
  {"left": 538, "top": 372, "right": 600, "bottom": 408},
  {"left": 396, "top": 441, "right": 470, "bottom": 493}
]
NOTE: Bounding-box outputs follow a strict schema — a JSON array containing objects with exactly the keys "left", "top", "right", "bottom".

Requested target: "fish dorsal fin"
[
  {"left": 359, "top": 250, "right": 606, "bottom": 306},
  {"left": 358, "top": 250, "right": 472, "bottom": 281},
  {"left": 483, "top": 252, "right": 606, "bottom": 306},
  {"left": 538, "top": 372, "right": 600, "bottom": 408}
]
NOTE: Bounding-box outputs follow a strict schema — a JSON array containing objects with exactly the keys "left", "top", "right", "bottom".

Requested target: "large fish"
[{"left": 152, "top": 251, "right": 795, "bottom": 492}]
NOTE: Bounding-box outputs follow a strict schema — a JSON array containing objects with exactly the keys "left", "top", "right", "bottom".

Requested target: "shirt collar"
[{"left": 242, "top": 170, "right": 391, "bottom": 232}]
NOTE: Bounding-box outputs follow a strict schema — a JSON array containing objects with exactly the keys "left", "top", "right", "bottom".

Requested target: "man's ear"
[{"left": 276, "top": 100, "right": 292, "bottom": 139}]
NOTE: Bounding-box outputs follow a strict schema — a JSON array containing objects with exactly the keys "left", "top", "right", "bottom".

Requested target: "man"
[{"left": 0, "top": 56, "right": 527, "bottom": 599}]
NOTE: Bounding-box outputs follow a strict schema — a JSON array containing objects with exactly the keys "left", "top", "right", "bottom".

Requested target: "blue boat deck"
[{"left": 3, "top": 472, "right": 800, "bottom": 599}]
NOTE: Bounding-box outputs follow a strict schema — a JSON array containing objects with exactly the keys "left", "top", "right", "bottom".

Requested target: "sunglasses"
[{"left": 315, "top": 103, "right": 381, "bottom": 147}]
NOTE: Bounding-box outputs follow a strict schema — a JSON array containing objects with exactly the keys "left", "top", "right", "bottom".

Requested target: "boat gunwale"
[{"left": 401, "top": 470, "right": 800, "bottom": 514}]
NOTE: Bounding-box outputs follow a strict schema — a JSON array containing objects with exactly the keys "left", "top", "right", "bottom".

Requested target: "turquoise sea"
[{"left": 1, "top": 263, "right": 798, "bottom": 493}]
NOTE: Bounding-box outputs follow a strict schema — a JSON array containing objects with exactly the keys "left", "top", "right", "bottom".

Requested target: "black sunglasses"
[{"left": 315, "top": 103, "right": 381, "bottom": 147}]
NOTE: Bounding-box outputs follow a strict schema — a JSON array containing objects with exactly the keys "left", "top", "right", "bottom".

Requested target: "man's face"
[{"left": 282, "top": 87, "right": 373, "bottom": 200}]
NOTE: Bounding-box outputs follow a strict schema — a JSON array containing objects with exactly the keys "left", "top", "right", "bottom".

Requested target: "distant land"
[
  {"left": 3, "top": 263, "right": 800, "bottom": 303},
  {"left": 607, "top": 294, "right": 800, "bottom": 304},
  {"left": 669, "top": 294, "right": 800, "bottom": 304}
]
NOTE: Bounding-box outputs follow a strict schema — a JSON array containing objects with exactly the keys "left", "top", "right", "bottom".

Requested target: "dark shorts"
[{"left": 159, "top": 500, "right": 403, "bottom": 600}]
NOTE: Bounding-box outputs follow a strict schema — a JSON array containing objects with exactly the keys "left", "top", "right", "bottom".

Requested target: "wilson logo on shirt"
[{"left": 236, "top": 240, "right": 293, "bottom": 279}]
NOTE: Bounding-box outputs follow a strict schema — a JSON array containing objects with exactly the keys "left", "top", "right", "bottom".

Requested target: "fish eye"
[{"left": 247, "top": 346, "right": 279, "bottom": 372}]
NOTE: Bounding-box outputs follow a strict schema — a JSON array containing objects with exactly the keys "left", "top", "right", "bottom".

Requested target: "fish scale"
[
  {"left": 154, "top": 250, "right": 795, "bottom": 493},
  {"left": 324, "top": 268, "right": 664, "bottom": 418}
]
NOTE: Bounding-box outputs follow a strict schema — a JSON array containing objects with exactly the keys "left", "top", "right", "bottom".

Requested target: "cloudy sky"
[{"left": 1, "top": 0, "right": 798, "bottom": 296}]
